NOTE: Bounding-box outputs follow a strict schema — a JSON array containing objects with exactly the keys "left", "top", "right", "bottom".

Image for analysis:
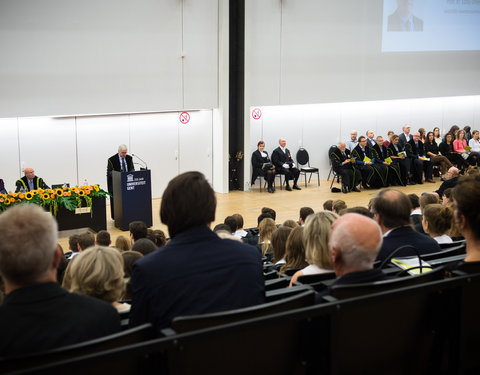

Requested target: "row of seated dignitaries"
[{"left": 331, "top": 132, "right": 435, "bottom": 194}]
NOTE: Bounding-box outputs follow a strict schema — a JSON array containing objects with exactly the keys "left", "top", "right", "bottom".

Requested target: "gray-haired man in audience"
[{"left": 0, "top": 204, "right": 120, "bottom": 357}]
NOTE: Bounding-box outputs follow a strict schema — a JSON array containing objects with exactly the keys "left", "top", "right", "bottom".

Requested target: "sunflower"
[
  {"left": 47, "top": 189, "right": 54, "bottom": 194},
  {"left": 31, "top": 190, "right": 38, "bottom": 195},
  {"left": 12, "top": 193, "right": 18, "bottom": 198},
  {"left": 55, "top": 188, "right": 63, "bottom": 197},
  {"left": 25, "top": 192, "right": 33, "bottom": 200},
  {"left": 42, "top": 193, "right": 50, "bottom": 200},
  {"left": 5, "top": 199, "right": 10, "bottom": 205},
  {"left": 93, "top": 184, "right": 99, "bottom": 192},
  {"left": 78, "top": 190, "right": 85, "bottom": 197}
]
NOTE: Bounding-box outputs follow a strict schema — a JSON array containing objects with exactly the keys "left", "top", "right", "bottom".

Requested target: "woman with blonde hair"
[
  {"left": 63, "top": 246, "right": 129, "bottom": 313},
  {"left": 257, "top": 218, "right": 277, "bottom": 257},
  {"left": 279, "top": 226, "right": 308, "bottom": 276},
  {"left": 289, "top": 211, "right": 338, "bottom": 285}
]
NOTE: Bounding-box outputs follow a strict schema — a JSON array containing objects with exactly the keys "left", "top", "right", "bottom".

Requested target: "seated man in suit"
[
  {"left": 107, "top": 144, "right": 135, "bottom": 218},
  {"left": 405, "top": 132, "right": 434, "bottom": 184},
  {"left": 0, "top": 204, "right": 120, "bottom": 357},
  {"left": 366, "top": 130, "right": 376, "bottom": 148},
  {"left": 129, "top": 171, "right": 265, "bottom": 333},
  {"left": 372, "top": 136, "right": 403, "bottom": 186},
  {"left": 435, "top": 167, "right": 459, "bottom": 199},
  {"left": 271, "top": 138, "right": 301, "bottom": 191},
  {"left": 388, "top": 134, "right": 414, "bottom": 185},
  {"left": 315, "top": 213, "right": 388, "bottom": 302},
  {"left": 15, "top": 167, "right": 49, "bottom": 192},
  {"left": 329, "top": 142, "right": 362, "bottom": 193},
  {"left": 398, "top": 124, "right": 413, "bottom": 149},
  {"left": 372, "top": 188, "right": 441, "bottom": 262}
]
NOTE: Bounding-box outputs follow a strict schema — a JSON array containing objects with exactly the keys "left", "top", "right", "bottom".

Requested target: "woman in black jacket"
[
  {"left": 439, "top": 132, "right": 467, "bottom": 171},
  {"left": 425, "top": 131, "right": 453, "bottom": 179},
  {"left": 251, "top": 141, "right": 275, "bottom": 193}
]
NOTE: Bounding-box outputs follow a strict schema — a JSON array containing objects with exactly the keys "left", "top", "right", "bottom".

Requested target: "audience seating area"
[{"left": 4, "top": 268, "right": 479, "bottom": 375}]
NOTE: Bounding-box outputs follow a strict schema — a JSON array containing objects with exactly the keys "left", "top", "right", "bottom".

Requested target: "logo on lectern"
[{"left": 127, "top": 174, "right": 134, "bottom": 182}]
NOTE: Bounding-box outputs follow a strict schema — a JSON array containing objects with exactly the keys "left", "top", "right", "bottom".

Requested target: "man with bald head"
[
  {"left": 346, "top": 130, "right": 358, "bottom": 151},
  {"left": 435, "top": 166, "right": 459, "bottom": 199},
  {"left": 271, "top": 138, "right": 301, "bottom": 191},
  {"left": 372, "top": 188, "right": 440, "bottom": 262},
  {"left": 315, "top": 213, "right": 388, "bottom": 301},
  {"left": 15, "top": 167, "right": 49, "bottom": 192}
]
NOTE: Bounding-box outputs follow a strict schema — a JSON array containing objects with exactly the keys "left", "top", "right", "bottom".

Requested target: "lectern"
[{"left": 112, "top": 170, "right": 153, "bottom": 231}]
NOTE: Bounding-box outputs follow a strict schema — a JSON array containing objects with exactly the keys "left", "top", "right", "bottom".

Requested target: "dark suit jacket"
[
  {"left": 435, "top": 177, "right": 458, "bottom": 198},
  {"left": 251, "top": 150, "right": 272, "bottom": 184},
  {"left": 0, "top": 179, "right": 6, "bottom": 194},
  {"left": 129, "top": 225, "right": 265, "bottom": 333},
  {"left": 106, "top": 153, "right": 134, "bottom": 193},
  {"left": 388, "top": 10, "right": 424, "bottom": 31},
  {"left": 0, "top": 282, "right": 121, "bottom": 357},
  {"left": 398, "top": 133, "right": 413, "bottom": 149},
  {"left": 315, "top": 268, "right": 389, "bottom": 302},
  {"left": 271, "top": 147, "right": 294, "bottom": 171},
  {"left": 15, "top": 176, "right": 49, "bottom": 193},
  {"left": 376, "top": 226, "right": 441, "bottom": 262},
  {"left": 405, "top": 139, "right": 427, "bottom": 158}
]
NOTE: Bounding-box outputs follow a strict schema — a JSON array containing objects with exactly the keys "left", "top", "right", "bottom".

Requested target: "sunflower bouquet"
[{"left": 0, "top": 184, "right": 109, "bottom": 216}]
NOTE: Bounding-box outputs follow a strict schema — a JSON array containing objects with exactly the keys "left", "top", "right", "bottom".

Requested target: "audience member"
[
  {"left": 352, "top": 136, "right": 384, "bottom": 189},
  {"left": 332, "top": 200, "right": 347, "bottom": 214},
  {"left": 435, "top": 167, "right": 459, "bottom": 199},
  {"left": 56, "top": 245, "right": 68, "bottom": 285},
  {"left": 251, "top": 140, "right": 276, "bottom": 193},
  {"left": 468, "top": 130, "right": 480, "bottom": 161},
  {"left": 67, "top": 234, "right": 80, "bottom": 260},
  {"left": 290, "top": 211, "right": 338, "bottom": 285},
  {"left": 261, "top": 207, "right": 276, "bottom": 221},
  {"left": 257, "top": 218, "right": 277, "bottom": 257},
  {"left": 131, "top": 238, "right": 157, "bottom": 256},
  {"left": 425, "top": 131, "right": 453, "bottom": 178},
  {"left": 129, "top": 221, "right": 148, "bottom": 244},
  {"left": 422, "top": 204, "right": 453, "bottom": 244},
  {"left": 440, "top": 133, "right": 466, "bottom": 170},
  {"left": 372, "top": 189, "right": 441, "bottom": 262},
  {"left": 366, "top": 130, "right": 376, "bottom": 147},
  {"left": 408, "top": 193, "right": 422, "bottom": 232},
  {"left": 122, "top": 251, "right": 144, "bottom": 300},
  {"left": 224, "top": 216, "right": 237, "bottom": 233},
  {"left": 279, "top": 229, "right": 309, "bottom": 276},
  {"left": 0, "top": 178, "right": 6, "bottom": 194},
  {"left": 299, "top": 207, "right": 314, "bottom": 225},
  {"left": 316, "top": 213, "right": 387, "bottom": 301},
  {"left": 0, "top": 205, "right": 120, "bottom": 357},
  {"left": 388, "top": 134, "right": 413, "bottom": 185},
  {"left": 433, "top": 127, "right": 442, "bottom": 146},
  {"left": 442, "top": 188, "right": 453, "bottom": 206},
  {"left": 213, "top": 224, "right": 233, "bottom": 234},
  {"left": 152, "top": 229, "right": 167, "bottom": 247},
  {"left": 346, "top": 130, "right": 358, "bottom": 151},
  {"left": 282, "top": 219, "right": 299, "bottom": 229},
  {"left": 372, "top": 136, "right": 403, "bottom": 186},
  {"left": 454, "top": 129, "right": 478, "bottom": 166},
  {"left": 398, "top": 124, "right": 412, "bottom": 148},
  {"left": 383, "top": 130, "right": 394, "bottom": 147},
  {"left": 77, "top": 231, "right": 95, "bottom": 252},
  {"left": 115, "top": 235, "right": 131, "bottom": 251},
  {"left": 338, "top": 206, "right": 374, "bottom": 219},
  {"left": 271, "top": 226, "right": 293, "bottom": 265},
  {"left": 323, "top": 200, "right": 333, "bottom": 211},
  {"left": 453, "top": 174, "right": 480, "bottom": 262},
  {"left": 232, "top": 214, "right": 251, "bottom": 241},
  {"left": 145, "top": 229, "right": 156, "bottom": 243},
  {"left": 95, "top": 230, "right": 111, "bottom": 247},
  {"left": 257, "top": 212, "right": 273, "bottom": 226},
  {"left": 405, "top": 132, "right": 434, "bottom": 184},
  {"left": 129, "top": 171, "right": 264, "bottom": 333},
  {"left": 330, "top": 142, "right": 361, "bottom": 193},
  {"left": 63, "top": 246, "right": 130, "bottom": 313}
]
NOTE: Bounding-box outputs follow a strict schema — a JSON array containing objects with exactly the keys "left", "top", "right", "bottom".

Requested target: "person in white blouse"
[
  {"left": 422, "top": 204, "right": 453, "bottom": 244},
  {"left": 468, "top": 130, "right": 480, "bottom": 166}
]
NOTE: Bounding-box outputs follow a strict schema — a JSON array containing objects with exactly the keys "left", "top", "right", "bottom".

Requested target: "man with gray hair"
[
  {"left": 316, "top": 213, "right": 387, "bottom": 301},
  {"left": 0, "top": 204, "right": 120, "bottom": 357},
  {"left": 107, "top": 144, "right": 134, "bottom": 217}
]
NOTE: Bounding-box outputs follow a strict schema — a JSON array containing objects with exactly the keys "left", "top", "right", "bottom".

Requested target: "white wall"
[
  {"left": 1, "top": 111, "right": 213, "bottom": 198},
  {"left": 0, "top": 0, "right": 218, "bottom": 118},
  {"left": 248, "top": 95, "right": 480, "bottom": 182}
]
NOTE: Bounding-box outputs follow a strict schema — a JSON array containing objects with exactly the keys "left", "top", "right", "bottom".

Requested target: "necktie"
[{"left": 122, "top": 158, "right": 127, "bottom": 172}]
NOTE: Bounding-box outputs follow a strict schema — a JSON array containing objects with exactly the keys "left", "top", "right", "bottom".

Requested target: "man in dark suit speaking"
[
  {"left": 271, "top": 138, "right": 301, "bottom": 191},
  {"left": 388, "top": 0, "right": 423, "bottom": 32},
  {"left": 107, "top": 144, "right": 134, "bottom": 218}
]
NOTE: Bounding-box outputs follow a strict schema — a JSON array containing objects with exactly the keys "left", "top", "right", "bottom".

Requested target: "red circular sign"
[
  {"left": 252, "top": 108, "right": 262, "bottom": 120},
  {"left": 179, "top": 112, "right": 190, "bottom": 124}
]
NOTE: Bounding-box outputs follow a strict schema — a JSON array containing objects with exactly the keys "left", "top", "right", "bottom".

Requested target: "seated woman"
[
  {"left": 63, "top": 246, "right": 130, "bottom": 313},
  {"left": 256, "top": 218, "right": 277, "bottom": 259},
  {"left": 468, "top": 130, "right": 480, "bottom": 166},
  {"left": 271, "top": 225, "right": 293, "bottom": 266},
  {"left": 279, "top": 226, "right": 308, "bottom": 276},
  {"left": 422, "top": 204, "right": 453, "bottom": 244},
  {"left": 425, "top": 131, "right": 453, "bottom": 180},
  {"left": 454, "top": 129, "right": 478, "bottom": 167},
  {"left": 289, "top": 211, "right": 338, "bottom": 286},
  {"left": 439, "top": 133, "right": 466, "bottom": 170},
  {"left": 433, "top": 127, "right": 442, "bottom": 146},
  {"left": 251, "top": 140, "right": 276, "bottom": 193}
]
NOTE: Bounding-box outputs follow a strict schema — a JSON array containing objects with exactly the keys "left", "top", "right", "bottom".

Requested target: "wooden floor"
[{"left": 57, "top": 177, "right": 443, "bottom": 252}]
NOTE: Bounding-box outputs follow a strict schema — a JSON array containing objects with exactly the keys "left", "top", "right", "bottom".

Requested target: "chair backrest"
[
  {"left": 328, "top": 145, "right": 338, "bottom": 165},
  {"left": 170, "top": 289, "right": 315, "bottom": 333},
  {"left": 296, "top": 148, "right": 309, "bottom": 165},
  {"left": 0, "top": 323, "right": 156, "bottom": 373},
  {"left": 265, "top": 277, "right": 290, "bottom": 290},
  {"left": 439, "top": 239, "right": 466, "bottom": 250},
  {"left": 297, "top": 271, "right": 336, "bottom": 285},
  {"left": 283, "top": 267, "right": 302, "bottom": 276},
  {"left": 420, "top": 243, "right": 466, "bottom": 261},
  {"left": 329, "top": 266, "right": 446, "bottom": 300}
]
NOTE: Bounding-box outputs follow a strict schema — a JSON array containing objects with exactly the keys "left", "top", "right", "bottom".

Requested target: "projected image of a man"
[{"left": 388, "top": 0, "right": 423, "bottom": 32}]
